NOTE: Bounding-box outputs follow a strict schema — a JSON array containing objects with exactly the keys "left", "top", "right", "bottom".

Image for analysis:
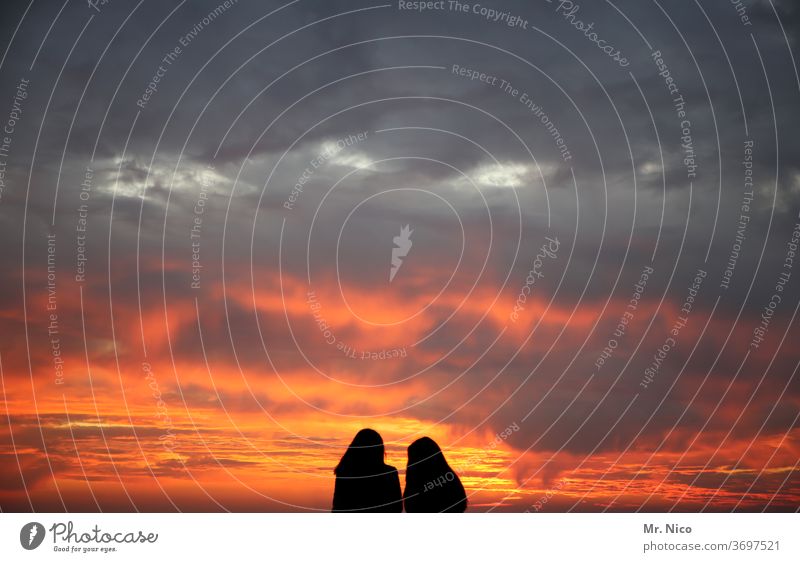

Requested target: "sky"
[{"left": 0, "top": 0, "right": 799, "bottom": 512}]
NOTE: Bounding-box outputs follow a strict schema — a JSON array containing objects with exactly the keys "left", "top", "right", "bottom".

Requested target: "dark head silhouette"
[
  {"left": 332, "top": 428, "right": 402, "bottom": 512},
  {"left": 403, "top": 437, "right": 467, "bottom": 513}
]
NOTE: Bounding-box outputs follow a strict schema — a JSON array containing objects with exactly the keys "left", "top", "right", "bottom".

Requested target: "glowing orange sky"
[{"left": 2, "top": 268, "right": 798, "bottom": 512}]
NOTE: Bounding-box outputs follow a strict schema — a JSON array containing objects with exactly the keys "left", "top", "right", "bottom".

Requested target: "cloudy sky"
[{"left": 1, "top": 0, "right": 799, "bottom": 512}]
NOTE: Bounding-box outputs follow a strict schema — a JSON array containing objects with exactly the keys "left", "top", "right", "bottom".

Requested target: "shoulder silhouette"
[
  {"left": 332, "top": 428, "right": 402, "bottom": 512},
  {"left": 403, "top": 437, "right": 467, "bottom": 513}
]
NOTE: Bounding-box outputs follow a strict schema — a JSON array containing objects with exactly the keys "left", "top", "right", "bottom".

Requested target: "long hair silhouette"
[
  {"left": 403, "top": 437, "right": 467, "bottom": 512},
  {"left": 332, "top": 428, "right": 402, "bottom": 512}
]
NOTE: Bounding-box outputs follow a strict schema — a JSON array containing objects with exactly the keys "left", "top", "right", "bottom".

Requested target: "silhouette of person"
[
  {"left": 403, "top": 437, "right": 467, "bottom": 512},
  {"left": 332, "top": 428, "right": 402, "bottom": 512}
]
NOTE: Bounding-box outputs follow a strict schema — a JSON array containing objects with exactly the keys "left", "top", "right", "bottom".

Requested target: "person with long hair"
[
  {"left": 332, "top": 428, "right": 402, "bottom": 512},
  {"left": 403, "top": 437, "right": 467, "bottom": 513}
]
